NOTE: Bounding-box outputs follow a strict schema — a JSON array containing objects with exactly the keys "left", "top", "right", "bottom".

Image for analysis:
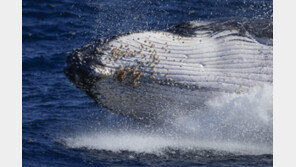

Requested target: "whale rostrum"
[{"left": 64, "top": 20, "right": 273, "bottom": 123}]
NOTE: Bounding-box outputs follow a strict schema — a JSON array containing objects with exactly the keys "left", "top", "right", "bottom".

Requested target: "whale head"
[
  {"left": 63, "top": 22, "right": 273, "bottom": 123},
  {"left": 64, "top": 42, "right": 115, "bottom": 96}
]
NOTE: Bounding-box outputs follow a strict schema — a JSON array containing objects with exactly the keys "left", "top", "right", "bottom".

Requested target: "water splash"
[{"left": 64, "top": 85, "right": 272, "bottom": 155}]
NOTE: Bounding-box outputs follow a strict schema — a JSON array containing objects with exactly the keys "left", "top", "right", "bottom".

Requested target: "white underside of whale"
[{"left": 85, "top": 22, "right": 272, "bottom": 122}]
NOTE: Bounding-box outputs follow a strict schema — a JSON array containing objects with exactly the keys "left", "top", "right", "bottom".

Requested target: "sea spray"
[{"left": 64, "top": 85, "right": 272, "bottom": 155}]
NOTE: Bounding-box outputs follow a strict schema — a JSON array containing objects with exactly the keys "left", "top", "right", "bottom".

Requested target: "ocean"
[{"left": 22, "top": 0, "right": 273, "bottom": 166}]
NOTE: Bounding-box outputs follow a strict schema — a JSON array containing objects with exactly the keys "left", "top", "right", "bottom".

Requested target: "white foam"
[
  {"left": 65, "top": 132, "right": 271, "bottom": 155},
  {"left": 64, "top": 85, "right": 273, "bottom": 155}
]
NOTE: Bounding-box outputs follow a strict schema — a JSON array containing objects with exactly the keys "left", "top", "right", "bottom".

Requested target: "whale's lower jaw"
[
  {"left": 65, "top": 20, "right": 273, "bottom": 123},
  {"left": 89, "top": 77, "right": 219, "bottom": 123}
]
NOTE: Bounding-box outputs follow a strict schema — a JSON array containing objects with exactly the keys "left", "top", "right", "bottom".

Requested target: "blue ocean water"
[{"left": 23, "top": 0, "right": 273, "bottom": 166}]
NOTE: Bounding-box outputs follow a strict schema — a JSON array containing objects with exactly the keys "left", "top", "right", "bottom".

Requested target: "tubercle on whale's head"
[{"left": 64, "top": 43, "right": 114, "bottom": 93}]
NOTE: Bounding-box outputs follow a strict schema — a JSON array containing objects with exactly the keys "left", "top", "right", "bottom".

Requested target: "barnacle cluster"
[{"left": 98, "top": 32, "right": 202, "bottom": 90}]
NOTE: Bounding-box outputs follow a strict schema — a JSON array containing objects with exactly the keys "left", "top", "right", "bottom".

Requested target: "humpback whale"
[{"left": 64, "top": 20, "right": 273, "bottom": 123}]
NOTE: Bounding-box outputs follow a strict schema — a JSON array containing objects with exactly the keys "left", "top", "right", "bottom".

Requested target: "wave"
[{"left": 63, "top": 85, "right": 272, "bottom": 155}]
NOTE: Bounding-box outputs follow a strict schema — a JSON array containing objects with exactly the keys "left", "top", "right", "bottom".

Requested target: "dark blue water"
[{"left": 23, "top": 0, "right": 273, "bottom": 166}]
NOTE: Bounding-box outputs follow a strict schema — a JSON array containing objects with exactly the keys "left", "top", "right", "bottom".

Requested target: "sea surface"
[{"left": 22, "top": 0, "right": 273, "bottom": 166}]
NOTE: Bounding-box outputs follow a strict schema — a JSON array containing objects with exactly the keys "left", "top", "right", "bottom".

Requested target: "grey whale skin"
[{"left": 64, "top": 20, "right": 273, "bottom": 123}]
